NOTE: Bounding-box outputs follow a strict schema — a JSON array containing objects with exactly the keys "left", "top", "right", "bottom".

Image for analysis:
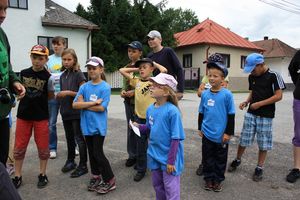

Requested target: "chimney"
[
  {"left": 264, "top": 36, "right": 269, "bottom": 40},
  {"left": 244, "top": 37, "right": 249, "bottom": 41}
]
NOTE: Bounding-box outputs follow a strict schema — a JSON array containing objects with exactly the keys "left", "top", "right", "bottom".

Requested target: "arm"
[
  {"left": 119, "top": 67, "right": 139, "bottom": 80},
  {"left": 288, "top": 50, "right": 300, "bottom": 84},
  {"left": 239, "top": 91, "right": 252, "bottom": 110},
  {"left": 73, "top": 98, "right": 103, "bottom": 110},
  {"left": 197, "top": 83, "right": 206, "bottom": 97},
  {"left": 57, "top": 81, "right": 85, "bottom": 98},
  {"left": 250, "top": 89, "right": 282, "bottom": 110},
  {"left": 166, "top": 139, "right": 180, "bottom": 174},
  {"left": 153, "top": 62, "right": 167, "bottom": 73}
]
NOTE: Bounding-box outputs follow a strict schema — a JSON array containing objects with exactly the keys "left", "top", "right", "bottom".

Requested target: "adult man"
[
  {"left": 0, "top": 0, "right": 26, "bottom": 166},
  {"left": 147, "top": 30, "right": 184, "bottom": 99}
]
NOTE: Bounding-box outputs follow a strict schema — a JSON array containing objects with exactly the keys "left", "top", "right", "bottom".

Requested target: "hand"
[
  {"left": 167, "top": 164, "right": 176, "bottom": 174},
  {"left": 222, "top": 133, "right": 231, "bottom": 144},
  {"left": 250, "top": 102, "right": 261, "bottom": 110},
  {"left": 126, "top": 90, "right": 135, "bottom": 98},
  {"left": 13, "top": 82, "right": 26, "bottom": 99},
  {"left": 95, "top": 98, "right": 103, "bottom": 105},
  {"left": 120, "top": 90, "right": 126, "bottom": 98},
  {"left": 77, "top": 95, "right": 84, "bottom": 102},
  {"left": 176, "top": 92, "right": 183, "bottom": 100},
  {"left": 132, "top": 121, "right": 139, "bottom": 128},
  {"left": 56, "top": 91, "right": 69, "bottom": 98},
  {"left": 198, "top": 130, "right": 203, "bottom": 138},
  {"left": 239, "top": 101, "right": 248, "bottom": 110}
]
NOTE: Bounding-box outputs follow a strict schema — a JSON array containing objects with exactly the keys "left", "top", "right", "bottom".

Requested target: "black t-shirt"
[
  {"left": 17, "top": 67, "right": 50, "bottom": 120},
  {"left": 247, "top": 69, "right": 285, "bottom": 118},
  {"left": 288, "top": 50, "right": 300, "bottom": 100}
]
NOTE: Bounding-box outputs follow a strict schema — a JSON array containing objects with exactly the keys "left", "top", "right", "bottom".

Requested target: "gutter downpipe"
[{"left": 205, "top": 44, "right": 211, "bottom": 75}]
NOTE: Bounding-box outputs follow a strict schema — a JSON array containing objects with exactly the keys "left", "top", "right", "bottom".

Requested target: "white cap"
[
  {"left": 85, "top": 56, "right": 104, "bottom": 67},
  {"left": 147, "top": 30, "right": 162, "bottom": 39}
]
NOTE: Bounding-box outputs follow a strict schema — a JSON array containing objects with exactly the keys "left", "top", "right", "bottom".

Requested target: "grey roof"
[{"left": 42, "top": 0, "right": 99, "bottom": 30}]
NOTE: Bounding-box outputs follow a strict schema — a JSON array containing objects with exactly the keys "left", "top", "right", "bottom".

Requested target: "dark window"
[
  {"left": 38, "top": 36, "right": 68, "bottom": 55},
  {"left": 183, "top": 54, "right": 192, "bottom": 68},
  {"left": 218, "top": 53, "right": 230, "bottom": 68},
  {"left": 241, "top": 56, "right": 247, "bottom": 69},
  {"left": 8, "top": 0, "right": 28, "bottom": 9}
]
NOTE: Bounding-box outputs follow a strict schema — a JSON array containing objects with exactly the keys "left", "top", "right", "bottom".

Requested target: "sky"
[{"left": 53, "top": 0, "right": 300, "bottom": 48}]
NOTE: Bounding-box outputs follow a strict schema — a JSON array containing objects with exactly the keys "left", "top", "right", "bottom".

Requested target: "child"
[
  {"left": 119, "top": 58, "right": 167, "bottom": 182},
  {"left": 198, "top": 58, "right": 235, "bottom": 192},
  {"left": 120, "top": 41, "right": 143, "bottom": 167},
  {"left": 47, "top": 36, "right": 66, "bottom": 159},
  {"left": 6, "top": 111, "right": 15, "bottom": 176},
  {"left": 228, "top": 53, "right": 285, "bottom": 182},
  {"left": 73, "top": 56, "right": 116, "bottom": 194},
  {"left": 56, "top": 48, "right": 88, "bottom": 178},
  {"left": 133, "top": 73, "right": 185, "bottom": 200},
  {"left": 12, "top": 45, "right": 52, "bottom": 189}
]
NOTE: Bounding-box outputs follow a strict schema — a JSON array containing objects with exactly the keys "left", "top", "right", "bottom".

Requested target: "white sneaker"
[
  {"left": 75, "top": 148, "right": 79, "bottom": 156},
  {"left": 50, "top": 151, "right": 57, "bottom": 159}
]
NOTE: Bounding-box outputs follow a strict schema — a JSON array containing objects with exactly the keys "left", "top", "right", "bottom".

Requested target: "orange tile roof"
[
  {"left": 174, "top": 18, "right": 263, "bottom": 51},
  {"left": 253, "top": 39, "right": 297, "bottom": 58}
]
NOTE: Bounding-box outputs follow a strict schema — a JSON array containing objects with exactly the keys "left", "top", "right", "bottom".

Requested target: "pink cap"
[{"left": 149, "top": 73, "right": 178, "bottom": 91}]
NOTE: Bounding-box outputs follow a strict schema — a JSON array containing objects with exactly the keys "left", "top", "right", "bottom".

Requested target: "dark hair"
[{"left": 52, "top": 36, "right": 66, "bottom": 45}]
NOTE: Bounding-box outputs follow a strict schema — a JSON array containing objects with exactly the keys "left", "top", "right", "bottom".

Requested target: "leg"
[
  {"left": 202, "top": 135, "right": 216, "bottom": 182},
  {"left": 124, "top": 101, "right": 137, "bottom": 159},
  {"left": 293, "top": 146, "right": 300, "bottom": 169},
  {"left": 48, "top": 99, "right": 59, "bottom": 152},
  {"left": 257, "top": 150, "right": 267, "bottom": 167},
  {"left": 62, "top": 120, "right": 76, "bottom": 162},
  {"left": 236, "top": 145, "right": 246, "bottom": 160},
  {"left": 163, "top": 171, "right": 180, "bottom": 200},
  {"left": 214, "top": 143, "right": 228, "bottom": 183},
  {"left": 135, "top": 117, "right": 147, "bottom": 175},
  {"left": 0, "top": 118, "right": 10, "bottom": 166},
  {"left": 151, "top": 170, "right": 166, "bottom": 200},
  {"left": 85, "top": 136, "right": 100, "bottom": 175},
  {"left": 292, "top": 99, "right": 300, "bottom": 169},
  {"left": 72, "top": 119, "right": 87, "bottom": 167}
]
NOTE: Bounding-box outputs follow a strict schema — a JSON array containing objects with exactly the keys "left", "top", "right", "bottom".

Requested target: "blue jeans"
[{"left": 48, "top": 98, "right": 60, "bottom": 151}]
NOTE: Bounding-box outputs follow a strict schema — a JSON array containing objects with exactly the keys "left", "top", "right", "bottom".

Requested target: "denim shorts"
[{"left": 239, "top": 112, "right": 273, "bottom": 151}]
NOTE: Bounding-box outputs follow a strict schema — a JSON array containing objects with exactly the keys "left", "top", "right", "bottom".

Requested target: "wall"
[{"left": 264, "top": 57, "right": 292, "bottom": 84}]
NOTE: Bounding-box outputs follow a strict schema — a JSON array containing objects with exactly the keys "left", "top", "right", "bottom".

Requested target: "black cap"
[
  {"left": 127, "top": 41, "right": 143, "bottom": 51},
  {"left": 135, "top": 58, "right": 153, "bottom": 67}
]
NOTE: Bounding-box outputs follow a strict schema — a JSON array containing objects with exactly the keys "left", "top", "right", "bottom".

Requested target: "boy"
[
  {"left": 47, "top": 36, "right": 66, "bottom": 159},
  {"left": 198, "top": 54, "right": 235, "bottom": 192},
  {"left": 12, "top": 45, "right": 53, "bottom": 189},
  {"left": 120, "top": 41, "right": 142, "bottom": 167},
  {"left": 228, "top": 53, "right": 285, "bottom": 182}
]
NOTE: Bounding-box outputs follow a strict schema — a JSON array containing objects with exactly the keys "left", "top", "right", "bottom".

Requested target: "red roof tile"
[
  {"left": 174, "top": 18, "right": 263, "bottom": 51},
  {"left": 252, "top": 39, "right": 296, "bottom": 58}
]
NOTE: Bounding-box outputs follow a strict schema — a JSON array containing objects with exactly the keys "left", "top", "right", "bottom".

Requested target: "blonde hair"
[
  {"left": 61, "top": 48, "right": 80, "bottom": 71},
  {"left": 162, "top": 86, "right": 178, "bottom": 107}
]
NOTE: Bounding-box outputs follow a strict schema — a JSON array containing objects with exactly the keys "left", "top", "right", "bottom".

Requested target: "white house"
[{"left": 2, "top": 0, "right": 98, "bottom": 72}]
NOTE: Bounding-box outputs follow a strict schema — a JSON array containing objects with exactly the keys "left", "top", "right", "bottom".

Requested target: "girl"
[
  {"left": 73, "top": 57, "right": 116, "bottom": 194},
  {"left": 56, "top": 49, "right": 88, "bottom": 178},
  {"left": 119, "top": 58, "right": 167, "bottom": 182},
  {"left": 133, "top": 73, "right": 185, "bottom": 200}
]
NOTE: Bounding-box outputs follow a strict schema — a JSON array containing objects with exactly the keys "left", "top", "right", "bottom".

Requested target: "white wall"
[
  {"left": 2, "top": 0, "right": 91, "bottom": 72},
  {"left": 265, "top": 57, "right": 292, "bottom": 84}
]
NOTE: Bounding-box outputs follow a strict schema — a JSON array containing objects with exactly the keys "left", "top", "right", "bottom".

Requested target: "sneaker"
[
  {"left": 213, "top": 182, "right": 223, "bottom": 192},
  {"left": 286, "top": 168, "right": 300, "bottom": 183},
  {"left": 96, "top": 177, "right": 116, "bottom": 194},
  {"left": 125, "top": 158, "right": 136, "bottom": 167},
  {"left": 61, "top": 161, "right": 77, "bottom": 173},
  {"left": 6, "top": 164, "right": 15, "bottom": 176},
  {"left": 37, "top": 174, "right": 49, "bottom": 188},
  {"left": 204, "top": 181, "right": 213, "bottom": 191},
  {"left": 50, "top": 151, "right": 57, "bottom": 159},
  {"left": 252, "top": 167, "right": 263, "bottom": 182},
  {"left": 133, "top": 172, "right": 145, "bottom": 182},
  {"left": 12, "top": 176, "right": 22, "bottom": 189},
  {"left": 227, "top": 159, "right": 241, "bottom": 172},
  {"left": 70, "top": 166, "right": 88, "bottom": 178},
  {"left": 88, "top": 176, "right": 102, "bottom": 191},
  {"left": 196, "top": 164, "right": 203, "bottom": 176}
]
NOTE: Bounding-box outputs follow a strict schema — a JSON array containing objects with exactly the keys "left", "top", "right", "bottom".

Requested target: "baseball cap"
[
  {"left": 30, "top": 45, "right": 49, "bottom": 56},
  {"left": 149, "top": 73, "right": 178, "bottom": 91},
  {"left": 204, "top": 53, "right": 228, "bottom": 77},
  {"left": 135, "top": 58, "right": 154, "bottom": 67},
  {"left": 85, "top": 56, "right": 104, "bottom": 67},
  {"left": 147, "top": 30, "right": 162, "bottom": 39},
  {"left": 127, "top": 41, "right": 143, "bottom": 51},
  {"left": 243, "top": 53, "right": 264, "bottom": 73}
]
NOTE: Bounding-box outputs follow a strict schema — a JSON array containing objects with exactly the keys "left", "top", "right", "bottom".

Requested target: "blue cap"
[
  {"left": 205, "top": 53, "right": 228, "bottom": 77},
  {"left": 127, "top": 41, "right": 143, "bottom": 51},
  {"left": 244, "top": 53, "right": 264, "bottom": 73}
]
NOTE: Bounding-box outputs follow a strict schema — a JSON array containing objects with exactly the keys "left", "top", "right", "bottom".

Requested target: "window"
[
  {"left": 218, "top": 53, "right": 230, "bottom": 68},
  {"left": 38, "top": 36, "right": 68, "bottom": 55},
  {"left": 183, "top": 54, "right": 192, "bottom": 68},
  {"left": 241, "top": 56, "right": 247, "bottom": 69},
  {"left": 8, "top": 0, "right": 28, "bottom": 9}
]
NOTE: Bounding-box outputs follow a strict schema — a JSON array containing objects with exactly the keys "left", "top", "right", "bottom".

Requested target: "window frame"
[
  {"left": 182, "top": 54, "right": 192, "bottom": 68},
  {"left": 241, "top": 55, "right": 247, "bottom": 69},
  {"left": 37, "top": 36, "right": 68, "bottom": 55},
  {"left": 8, "top": 0, "right": 28, "bottom": 10},
  {"left": 217, "top": 53, "right": 230, "bottom": 68}
]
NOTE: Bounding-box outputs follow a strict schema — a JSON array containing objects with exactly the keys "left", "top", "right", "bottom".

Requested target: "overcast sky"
[{"left": 53, "top": 0, "right": 300, "bottom": 48}]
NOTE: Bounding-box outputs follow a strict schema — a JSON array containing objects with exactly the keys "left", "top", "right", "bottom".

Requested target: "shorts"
[{"left": 239, "top": 112, "right": 273, "bottom": 151}]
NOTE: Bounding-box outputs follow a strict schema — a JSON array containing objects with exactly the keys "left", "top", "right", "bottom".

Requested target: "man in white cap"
[{"left": 147, "top": 30, "right": 184, "bottom": 100}]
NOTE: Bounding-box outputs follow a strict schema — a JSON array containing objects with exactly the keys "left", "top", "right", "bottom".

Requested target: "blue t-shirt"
[
  {"left": 146, "top": 102, "right": 185, "bottom": 176},
  {"left": 198, "top": 88, "right": 235, "bottom": 143},
  {"left": 74, "top": 81, "right": 111, "bottom": 136}
]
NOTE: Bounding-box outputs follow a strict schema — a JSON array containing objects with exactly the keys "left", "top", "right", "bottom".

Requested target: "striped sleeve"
[{"left": 270, "top": 70, "right": 286, "bottom": 90}]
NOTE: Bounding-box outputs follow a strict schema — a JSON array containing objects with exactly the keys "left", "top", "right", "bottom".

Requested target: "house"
[
  {"left": 2, "top": 0, "right": 98, "bottom": 72},
  {"left": 253, "top": 37, "right": 297, "bottom": 86},
  {"left": 174, "top": 18, "right": 263, "bottom": 91}
]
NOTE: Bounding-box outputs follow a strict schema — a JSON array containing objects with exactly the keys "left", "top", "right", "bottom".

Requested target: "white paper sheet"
[{"left": 129, "top": 120, "right": 141, "bottom": 137}]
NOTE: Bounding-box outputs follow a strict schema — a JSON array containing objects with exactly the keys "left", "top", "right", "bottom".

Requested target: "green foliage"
[{"left": 75, "top": 0, "right": 199, "bottom": 72}]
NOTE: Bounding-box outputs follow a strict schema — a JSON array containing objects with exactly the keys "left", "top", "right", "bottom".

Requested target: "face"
[
  {"left": 87, "top": 65, "right": 103, "bottom": 80},
  {"left": 127, "top": 48, "right": 142, "bottom": 62},
  {"left": 30, "top": 54, "right": 48, "bottom": 71},
  {"left": 251, "top": 64, "right": 265, "bottom": 76},
  {"left": 62, "top": 53, "right": 75, "bottom": 69},
  {"left": 138, "top": 63, "right": 154, "bottom": 79},
  {"left": 52, "top": 41, "right": 65, "bottom": 55},
  {"left": 207, "top": 68, "right": 225, "bottom": 89},
  {"left": 0, "top": 0, "right": 8, "bottom": 25},
  {"left": 147, "top": 37, "right": 162, "bottom": 49},
  {"left": 150, "top": 82, "right": 167, "bottom": 99}
]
